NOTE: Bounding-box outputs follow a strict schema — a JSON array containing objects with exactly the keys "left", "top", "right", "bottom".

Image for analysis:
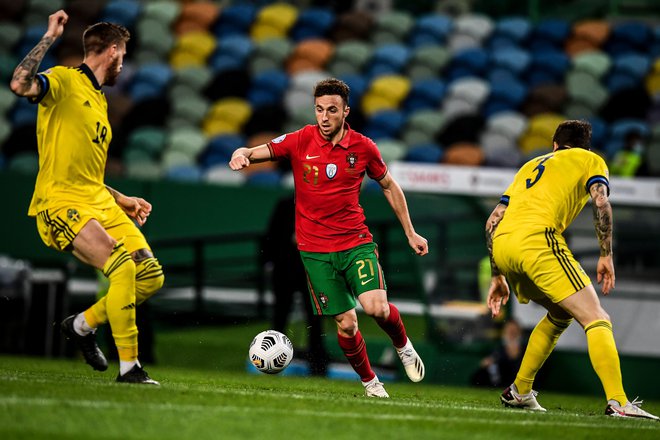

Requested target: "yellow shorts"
[
  {"left": 493, "top": 227, "right": 591, "bottom": 304},
  {"left": 36, "top": 203, "right": 150, "bottom": 253}
]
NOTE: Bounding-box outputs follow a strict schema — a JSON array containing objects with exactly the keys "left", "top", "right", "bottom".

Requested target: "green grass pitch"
[{"left": 1, "top": 355, "right": 659, "bottom": 440}]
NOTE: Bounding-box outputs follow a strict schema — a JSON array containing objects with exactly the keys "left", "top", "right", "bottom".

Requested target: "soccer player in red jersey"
[{"left": 230, "top": 78, "right": 428, "bottom": 397}]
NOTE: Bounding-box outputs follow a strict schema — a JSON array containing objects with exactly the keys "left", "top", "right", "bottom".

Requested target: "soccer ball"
[{"left": 248, "top": 330, "right": 294, "bottom": 374}]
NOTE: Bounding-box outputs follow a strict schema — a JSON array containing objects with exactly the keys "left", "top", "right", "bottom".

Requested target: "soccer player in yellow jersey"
[
  {"left": 485, "top": 120, "right": 658, "bottom": 419},
  {"left": 10, "top": 10, "right": 164, "bottom": 384}
]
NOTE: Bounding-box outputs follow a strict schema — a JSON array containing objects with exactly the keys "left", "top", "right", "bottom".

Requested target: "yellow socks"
[
  {"left": 585, "top": 320, "right": 627, "bottom": 405},
  {"left": 515, "top": 314, "right": 572, "bottom": 395},
  {"left": 96, "top": 243, "right": 138, "bottom": 362}
]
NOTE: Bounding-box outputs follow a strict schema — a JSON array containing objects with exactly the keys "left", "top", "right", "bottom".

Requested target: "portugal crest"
[
  {"left": 319, "top": 292, "right": 329, "bottom": 309},
  {"left": 326, "top": 163, "right": 337, "bottom": 179},
  {"left": 346, "top": 152, "right": 358, "bottom": 168}
]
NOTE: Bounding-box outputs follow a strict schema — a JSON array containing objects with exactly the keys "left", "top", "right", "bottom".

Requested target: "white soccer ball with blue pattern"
[{"left": 249, "top": 330, "right": 294, "bottom": 374}]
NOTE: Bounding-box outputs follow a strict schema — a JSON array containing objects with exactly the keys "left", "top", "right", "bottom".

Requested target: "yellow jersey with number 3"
[
  {"left": 27, "top": 64, "right": 115, "bottom": 216},
  {"left": 495, "top": 148, "right": 610, "bottom": 237}
]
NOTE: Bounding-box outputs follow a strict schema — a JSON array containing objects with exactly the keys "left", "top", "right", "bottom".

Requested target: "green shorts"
[{"left": 300, "top": 242, "right": 387, "bottom": 316}]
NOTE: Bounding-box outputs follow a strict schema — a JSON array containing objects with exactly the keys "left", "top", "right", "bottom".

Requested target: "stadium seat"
[
  {"left": 291, "top": 7, "right": 335, "bottom": 41},
  {"left": 203, "top": 98, "right": 252, "bottom": 136},
  {"left": 245, "top": 169, "right": 282, "bottom": 186},
  {"left": 251, "top": 2, "right": 299, "bottom": 42},
  {"left": 286, "top": 39, "right": 335, "bottom": 75},
  {"left": 408, "top": 14, "right": 452, "bottom": 48},
  {"left": 565, "top": 70, "right": 608, "bottom": 112},
  {"left": 362, "top": 75, "right": 411, "bottom": 115},
  {"left": 172, "top": 65, "right": 213, "bottom": 92},
  {"left": 363, "top": 110, "right": 406, "bottom": 140},
  {"left": 213, "top": 3, "right": 257, "bottom": 37},
  {"left": 371, "top": 10, "right": 414, "bottom": 45},
  {"left": 406, "top": 45, "right": 451, "bottom": 80},
  {"left": 101, "top": 0, "right": 141, "bottom": 28},
  {"left": 143, "top": 0, "right": 181, "bottom": 27},
  {"left": 448, "top": 77, "right": 490, "bottom": 107},
  {"left": 491, "top": 16, "right": 531, "bottom": 46},
  {"left": 248, "top": 69, "right": 289, "bottom": 108},
  {"left": 8, "top": 152, "right": 39, "bottom": 175},
  {"left": 328, "top": 40, "right": 373, "bottom": 77},
  {"left": 167, "top": 126, "right": 208, "bottom": 158},
  {"left": 403, "top": 78, "right": 446, "bottom": 112},
  {"left": 170, "top": 31, "right": 217, "bottom": 68},
  {"left": 0, "top": 22, "right": 21, "bottom": 53},
  {"left": 165, "top": 164, "right": 203, "bottom": 182},
  {"left": 125, "top": 126, "right": 167, "bottom": 159},
  {"left": 209, "top": 35, "right": 254, "bottom": 73},
  {"left": 204, "top": 163, "right": 247, "bottom": 185},
  {"left": 571, "top": 51, "right": 612, "bottom": 79},
  {"left": 374, "top": 139, "right": 406, "bottom": 163},
  {"left": 490, "top": 47, "right": 531, "bottom": 76},
  {"left": 529, "top": 19, "right": 570, "bottom": 51},
  {"left": 174, "top": 2, "right": 220, "bottom": 35},
  {"left": 404, "top": 143, "right": 443, "bottom": 163},
  {"left": 135, "top": 18, "right": 175, "bottom": 64}
]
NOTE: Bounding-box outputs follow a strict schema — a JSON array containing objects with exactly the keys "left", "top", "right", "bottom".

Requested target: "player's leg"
[
  {"left": 347, "top": 243, "right": 424, "bottom": 382},
  {"left": 300, "top": 250, "right": 386, "bottom": 396},
  {"left": 559, "top": 285, "right": 627, "bottom": 406},
  {"left": 511, "top": 296, "right": 572, "bottom": 400}
]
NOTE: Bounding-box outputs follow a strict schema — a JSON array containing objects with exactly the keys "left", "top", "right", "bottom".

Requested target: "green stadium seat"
[
  {"left": 172, "top": 65, "right": 213, "bottom": 92},
  {"left": 143, "top": 0, "right": 181, "bottom": 27},
  {"left": 371, "top": 10, "right": 415, "bottom": 45},
  {"left": 0, "top": 22, "right": 22, "bottom": 52},
  {"left": 8, "top": 152, "right": 39, "bottom": 175}
]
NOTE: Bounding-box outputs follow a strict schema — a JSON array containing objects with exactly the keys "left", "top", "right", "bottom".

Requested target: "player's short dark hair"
[
  {"left": 314, "top": 78, "right": 350, "bottom": 106},
  {"left": 83, "top": 22, "right": 130, "bottom": 56},
  {"left": 553, "top": 120, "right": 592, "bottom": 150}
]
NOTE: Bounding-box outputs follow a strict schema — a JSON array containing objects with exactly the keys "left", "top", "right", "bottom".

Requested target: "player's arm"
[
  {"left": 377, "top": 172, "right": 428, "bottom": 256},
  {"left": 590, "top": 180, "right": 615, "bottom": 294},
  {"left": 228, "top": 144, "right": 273, "bottom": 170},
  {"left": 485, "top": 202, "right": 510, "bottom": 317},
  {"left": 106, "top": 185, "right": 152, "bottom": 227},
  {"left": 9, "top": 10, "right": 68, "bottom": 98}
]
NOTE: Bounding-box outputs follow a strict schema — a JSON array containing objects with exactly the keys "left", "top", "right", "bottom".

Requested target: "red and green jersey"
[{"left": 268, "top": 124, "right": 388, "bottom": 252}]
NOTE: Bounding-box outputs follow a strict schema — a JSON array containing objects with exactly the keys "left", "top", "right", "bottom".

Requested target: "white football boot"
[
  {"left": 363, "top": 376, "right": 390, "bottom": 398},
  {"left": 396, "top": 338, "right": 425, "bottom": 382},
  {"left": 605, "top": 398, "right": 659, "bottom": 420},
  {"left": 500, "top": 383, "right": 547, "bottom": 411}
]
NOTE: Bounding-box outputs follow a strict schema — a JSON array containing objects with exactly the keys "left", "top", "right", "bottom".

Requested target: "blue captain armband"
[
  {"left": 499, "top": 195, "right": 510, "bottom": 206},
  {"left": 27, "top": 73, "right": 50, "bottom": 104},
  {"left": 586, "top": 175, "right": 610, "bottom": 196}
]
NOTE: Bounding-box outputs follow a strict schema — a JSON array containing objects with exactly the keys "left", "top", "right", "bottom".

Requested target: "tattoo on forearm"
[
  {"left": 12, "top": 36, "right": 54, "bottom": 88},
  {"left": 486, "top": 228, "right": 501, "bottom": 276},
  {"left": 591, "top": 183, "right": 613, "bottom": 257}
]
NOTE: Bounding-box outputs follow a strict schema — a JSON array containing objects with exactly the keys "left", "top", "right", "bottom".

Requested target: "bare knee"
[
  {"left": 364, "top": 301, "right": 389, "bottom": 320},
  {"left": 335, "top": 313, "right": 358, "bottom": 337}
]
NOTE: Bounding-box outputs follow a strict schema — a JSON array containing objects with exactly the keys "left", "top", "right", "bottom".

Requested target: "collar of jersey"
[
  {"left": 78, "top": 63, "right": 102, "bottom": 91},
  {"left": 314, "top": 122, "right": 353, "bottom": 150}
]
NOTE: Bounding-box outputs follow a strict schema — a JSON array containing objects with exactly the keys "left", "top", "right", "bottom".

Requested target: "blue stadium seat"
[
  {"left": 530, "top": 49, "right": 569, "bottom": 80},
  {"left": 291, "top": 8, "right": 335, "bottom": 41},
  {"left": 404, "top": 143, "right": 443, "bottom": 163},
  {"left": 213, "top": 3, "right": 257, "bottom": 37},
  {"left": 10, "top": 100, "right": 37, "bottom": 128},
  {"left": 209, "top": 35, "right": 253, "bottom": 73},
  {"left": 529, "top": 19, "right": 570, "bottom": 51},
  {"left": 101, "top": 0, "right": 142, "bottom": 28},
  {"left": 608, "top": 21, "right": 652, "bottom": 53},
  {"left": 129, "top": 63, "right": 173, "bottom": 102},
  {"left": 408, "top": 14, "right": 452, "bottom": 48},
  {"left": 588, "top": 117, "right": 608, "bottom": 151},
  {"left": 403, "top": 78, "right": 446, "bottom": 112},
  {"left": 493, "top": 17, "right": 531, "bottom": 44},
  {"left": 490, "top": 47, "right": 531, "bottom": 76},
  {"left": 612, "top": 53, "right": 651, "bottom": 79},
  {"left": 363, "top": 110, "right": 406, "bottom": 139},
  {"left": 248, "top": 69, "right": 289, "bottom": 107},
  {"left": 366, "top": 44, "right": 410, "bottom": 78},
  {"left": 445, "top": 47, "right": 489, "bottom": 80},
  {"left": 339, "top": 73, "right": 368, "bottom": 106}
]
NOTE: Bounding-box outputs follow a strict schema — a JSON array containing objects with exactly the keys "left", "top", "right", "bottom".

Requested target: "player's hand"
[
  {"left": 596, "top": 255, "right": 615, "bottom": 295},
  {"left": 117, "top": 196, "right": 152, "bottom": 226},
  {"left": 45, "top": 10, "right": 68, "bottom": 40},
  {"left": 229, "top": 153, "right": 250, "bottom": 170},
  {"left": 408, "top": 233, "right": 428, "bottom": 256},
  {"left": 487, "top": 275, "right": 510, "bottom": 318}
]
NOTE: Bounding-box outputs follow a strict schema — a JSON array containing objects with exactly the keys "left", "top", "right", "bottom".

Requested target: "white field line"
[
  {"left": 0, "top": 395, "right": 657, "bottom": 431},
  {"left": 1, "top": 377, "right": 659, "bottom": 432}
]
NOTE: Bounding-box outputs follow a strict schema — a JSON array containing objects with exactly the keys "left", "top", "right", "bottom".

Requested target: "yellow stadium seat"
[
  {"left": 252, "top": 3, "right": 299, "bottom": 39},
  {"left": 203, "top": 98, "right": 253, "bottom": 136},
  {"left": 369, "top": 75, "right": 411, "bottom": 105}
]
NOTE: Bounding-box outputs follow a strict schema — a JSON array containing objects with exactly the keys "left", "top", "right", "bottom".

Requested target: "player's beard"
[{"left": 104, "top": 57, "right": 121, "bottom": 86}]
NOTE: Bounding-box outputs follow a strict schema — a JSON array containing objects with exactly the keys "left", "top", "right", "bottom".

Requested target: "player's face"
[
  {"left": 314, "top": 95, "right": 349, "bottom": 142},
  {"left": 104, "top": 43, "right": 126, "bottom": 86}
]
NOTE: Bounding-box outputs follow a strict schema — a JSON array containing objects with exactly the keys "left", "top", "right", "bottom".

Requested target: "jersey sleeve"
[
  {"left": 585, "top": 153, "right": 610, "bottom": 196},
  {"left": 28, "top": 67, "right": 71, "bottom": 106},
  {"left": 268, "top": 129, "right": 302, "bottom": 160},
  {"left": 366, "top": 138, "right": 388, "bottom": 181}
]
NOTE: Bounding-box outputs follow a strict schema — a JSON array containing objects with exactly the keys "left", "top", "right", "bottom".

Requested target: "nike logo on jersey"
[
  {"left": 305, "top": 154, "right": 320, "bottom": 159},
  {"left": 361, "top": 278, "right": 374, "bottom": 285}
]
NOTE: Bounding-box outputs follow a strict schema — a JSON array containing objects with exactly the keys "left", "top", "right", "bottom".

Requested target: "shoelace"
[{"left": 630, "top": 397, "right": 644, "bottom": 408}]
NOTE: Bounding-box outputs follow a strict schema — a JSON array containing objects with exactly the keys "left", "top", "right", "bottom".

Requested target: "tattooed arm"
[
  {"left": 107, "top": 186, "right": 152, "bottom": 226},
  {"left": 9, "top": 10, "right": 68, "bottom": 97},
  {"left": 590, "top": 181, "right": 615, "bottom": 295},
  {"left": 485, "top": 203, "right": 510, "bottom": 317}
]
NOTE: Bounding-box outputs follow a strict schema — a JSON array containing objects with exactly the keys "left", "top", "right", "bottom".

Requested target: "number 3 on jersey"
[{"left": 526, "top": 155, "right": 553, "bottom": 188}]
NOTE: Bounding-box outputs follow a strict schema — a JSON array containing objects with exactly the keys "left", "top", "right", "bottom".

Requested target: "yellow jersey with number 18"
[
  {"left": 495, "top": 147, "right": 610, "bottom": 237},
  {"left": 27, "top": 64, "right": 115, "bottom": 216}
]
